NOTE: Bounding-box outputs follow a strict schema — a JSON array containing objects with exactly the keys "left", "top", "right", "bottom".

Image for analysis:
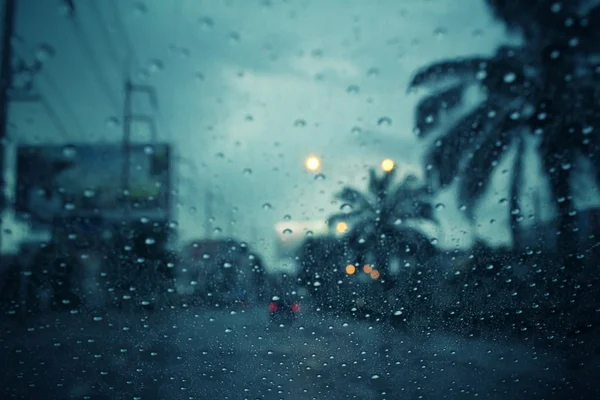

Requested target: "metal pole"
[{"left": 0, "top": 0, "right": 16, "bottom": 252}]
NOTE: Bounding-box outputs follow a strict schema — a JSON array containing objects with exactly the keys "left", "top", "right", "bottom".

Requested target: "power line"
[
  {"left": 62, "top": 1, "right": 121, "bottom": 114},
  {"left": 86, "top": 1, "right": 123, "bottom": 73},
  {"left": 108, "top": 0, "right": 140, "bottom": 72},
  {"left": 12, "top": 44, "right": 86, "bottom": 140}
]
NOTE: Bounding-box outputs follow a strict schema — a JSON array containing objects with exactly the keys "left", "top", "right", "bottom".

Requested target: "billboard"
[{"left": 16, "top": 143, "right": 172, "bottom": 223}]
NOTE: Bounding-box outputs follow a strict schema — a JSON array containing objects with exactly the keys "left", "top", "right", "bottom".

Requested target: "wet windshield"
[{"left": 1, "top": 0, "right": 600, "bottom": 398}]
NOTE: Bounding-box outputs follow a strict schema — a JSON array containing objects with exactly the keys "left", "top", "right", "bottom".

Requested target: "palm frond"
[
  {"left": 327, "top": 210, "right": 367, "bottom": 227},
  {"left": 409, "top": 57, "right": 486, "bottom": 88},
  {"left": 335, "top": 187, "right": 373, "bottom": 212},
  {"left": 457, "top": 126, "right": 516, "bottom": 212},
  {"left": 415, "top": 83, "right": 467, "bottom": 138},
  {"left": 424, "top": 104, "right": 496, "bottom": 188}
]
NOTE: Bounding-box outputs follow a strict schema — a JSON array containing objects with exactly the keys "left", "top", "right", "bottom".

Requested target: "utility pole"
[
  {"left": 121, "top": 79, "right": 158, "bottom": 196},
  {"left": 0, "top": 0, "right": 16, "bottom": 251}
]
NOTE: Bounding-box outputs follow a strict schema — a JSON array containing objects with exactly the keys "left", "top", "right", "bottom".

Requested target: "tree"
[
  {"left": 327, "top": 167, "right": 437, "bottom": 280},
  {"left": 409, "top": 0, "right": 600, "bottom": 257}
]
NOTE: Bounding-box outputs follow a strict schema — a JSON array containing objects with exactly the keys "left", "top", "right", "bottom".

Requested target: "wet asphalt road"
[{"left": 1, "top": 303, "right": 597, "bottom": 400}]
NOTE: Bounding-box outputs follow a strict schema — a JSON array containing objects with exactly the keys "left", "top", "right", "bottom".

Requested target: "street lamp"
[
  {"left": 381, "top": 158, "right": 394, "bottom": 172},
  {"left": 335, "top": 221, "right": 348, "bottom": 234},
  {"left": 305, "top": 155, "right": 320, "bottom": 171}
]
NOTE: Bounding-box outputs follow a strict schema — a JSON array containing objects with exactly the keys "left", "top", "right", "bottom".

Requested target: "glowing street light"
[
  {"left": 345, "top": 264, "right": 356, "bottom": 275},
  {"left": 305, "top": 155, "right": 321, "bottom": 171},
  {"left": 370, "top": 269, "right": 380, "bottom": 280},
  {"left": 336, "top": 221, "right": 348, "bottom": 234},
  {"left": 363, "top": 264, "right": 373, "bottom": 274},
  {"left": 381, "top": 158, "right": 395, "bottom": 172}
]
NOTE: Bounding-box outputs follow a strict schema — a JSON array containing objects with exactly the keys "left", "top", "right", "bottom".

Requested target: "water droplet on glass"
[
  {"left": 499, "top": 198, "right": 508, "bottom": 204},
  {"left": 224, "top": 328, "right": 233, "bottom": 333},
  {"left": 371, "top": 374, "right": 380, "bottom": 380},
  {"left": 459, "top": 204, "right": 467, "bottom": 212},
  {"left": 433, "top": 27, "right": 448, "bottom": 39},
  {"left": 503, "top": 72, "right": 517, "bottom": 83},
  {"left": 314, "top": 173, "right": 326, "bottom": 181},
  {"left": 561, "top": 162, "right": 571, "bottom": 170},
  {"left": 35, "top": 43, "right": 55, "bottom": 62},
  {"left": 83, "top": 189, "right": 95, "bottom": 198},
  {"left": 294, "top": 118, "right": 306, "bottom": 127},
  {"left": 262, "top": 203, "right": 273, "bottom": 210},
  {"left": 199, "top": 16, "right": 214, "bottom": 30},
  {"left": 62, "top": 144, "right": 77, "bottom": 158},
  {"left": 306, "top": 230, "right": 313, "bottom": 237},
  {"left": 283, "top": 214, "right": 292, "bottom": 221},
  {"left": 228, "top": 32, "right": 241, "bottom": 44},
  {"left": 350, "top": 126, "right": 362, "bottom": 135},
  {"left": 346, "top": 84, "right": 360, "bottom": 94},
  {"left": 145, "top": 238, "right": 156, "bottom": 245},
  {"left": 106, "top": 116, "right": 119, "bottom": 128},
  {"left": 283, "top": 228, "right": 293, "bottom": 235},
  {"left": 340, "top": 203, "right": 352, "bottom": 212},
  {"left": 133, "top": 2, "right": 148, "bottom": 15},
  {"left": 242, "top": 168, "right": 253, "bottom": 176},
  {"left": 430, "top": 238, "right": 438, "bottom": 245},
  {"left": 149, "top": 59, "right": 164, "bottom": 73},
  {"left": 435, "top": 203, "right": 445, "bottom": 210},
  {"left": 377, "top": 116, "right": 392, "bottom": 126},
  {"left": 367, "top": 67, "right": 379, "bottom": 77},
  {"left": 223, "top": 262, "right": 232, "bottom": 269}
]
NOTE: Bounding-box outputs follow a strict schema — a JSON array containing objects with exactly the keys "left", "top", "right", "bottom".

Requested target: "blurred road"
[{"left": 0, "top": 303, "right": 595, "bottom": 399}]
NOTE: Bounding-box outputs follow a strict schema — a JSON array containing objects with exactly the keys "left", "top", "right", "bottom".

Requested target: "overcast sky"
[{"left": 4, "top": 0, "right": 533, "bottom": 262}]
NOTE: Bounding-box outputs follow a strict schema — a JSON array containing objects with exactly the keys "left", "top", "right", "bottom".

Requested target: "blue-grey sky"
[{"left": 4, "top": 0, "right": 547, "bottom": 261}]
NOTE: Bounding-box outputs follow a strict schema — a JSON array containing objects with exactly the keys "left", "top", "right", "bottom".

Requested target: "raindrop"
[
  {"left": 282, "top": 228, "right": 293, "bottom": 235},
  {"left": 346, "top": 84, "right": 360, "bottom": 94},
  {"left": 306, "top": 231, "right": 313, "bottom": 237},
  {"left": 377, "top": 116, "right": 392, "bottom": 126},
  {"left": 459, "top": 205, "right": 467, "bottom": 212},
  {"left": 133, "top": 2, "right": 148, "bottom": 15},
  {"left": 314, "top": 173, "right": 326, "bottom": 181},
  {"left": 62, "top": 144, "right": 77, "bottom": 158},
  {"left": 228, "top": 32, "right": 241, "bottom": 44},
  {"left": 503, "top": 72, "right": 517, "bottom": 83},
  {"left": 262, "top": 203, "right": 273, "bottom": 210},
  {"left": 430, "top": 238, "right": 438, "bottom": 245},
  {"left": 293, "top": 118, "right": 307, "bottom": 127},
  {"left": 223, "top": 262, "right": 232, "bottom": 269},
  {"left": 199, "top": 16, "right": 214, "bottom": 30},
  {"left": 561, "top": 162, "right": 571, "bottom": 170},
  {"left": 284, "top": 214, "right": 292, "bottom": 221},
  {"left": 225, "top": 328, "right": 233, "bottom": 333},
  {"left": 242, "top": 168, "right": 253, "bottom": 176},
  {"left": 393, "top": 311, "right": 402, "bottom": 316},
  {"left": 340, "top": 203, "right": 352, "bottom": 212},
  {"left": 435, "top": 203, "right": 445, "bottom": 210},
  {"left": 351, "top": 126, "right": 362, "bottom": 135},
  {"left": 367, "top": 67, "right": 380, "bottom": 77},
  {"left": 371, "top": 374, "right": 380, "bottom": 379},
  {"left": 106, "top": 117, "right": 119, "bottom": 127},
  {"left": 35, "top": 43, "right": 55, "bottom": 62},
  {"left": 83, "top": 189, "right": 96, "bottom": 198},
  {"left": 148, "top": 59, "right": 164, "bottom": 73},
  {"left": 64, "top": 203, "right": 75, "bottom": 211},
  {"left": 499, "top": 198, "right": 508, "bottom": 204},
  {"left": 145, "top": 238, "right": 156, "bottom": 245},
  {"left": 433, "top": 27, "right": 448, "bottom": 39},
  {"left": 143, "top": 145, "right": 154, "bottom": 155}
]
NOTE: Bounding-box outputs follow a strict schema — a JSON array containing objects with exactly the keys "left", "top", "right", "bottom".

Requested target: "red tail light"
[
  {"left": 291, "top": 303, "right": 300, "bottom": 313},
  {"left": 268, "top": 302, "right": 278, "bottom": 312}
]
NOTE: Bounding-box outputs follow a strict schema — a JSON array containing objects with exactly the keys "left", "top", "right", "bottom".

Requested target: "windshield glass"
[{"left": 2, "top": 0, "right": 600, "bottom": 398}]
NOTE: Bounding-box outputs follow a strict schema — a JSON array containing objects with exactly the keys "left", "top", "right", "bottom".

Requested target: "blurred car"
[{"left": 268, "top": 295, "right": 300, "bottom": 323}]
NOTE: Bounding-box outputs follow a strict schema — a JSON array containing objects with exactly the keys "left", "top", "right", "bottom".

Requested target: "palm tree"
[
  {"left": 409, "top": 1, "right": 600, "bottom": 257},
  {"left": 327, "top": 167, "right": 437, "bottom": 279}
]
